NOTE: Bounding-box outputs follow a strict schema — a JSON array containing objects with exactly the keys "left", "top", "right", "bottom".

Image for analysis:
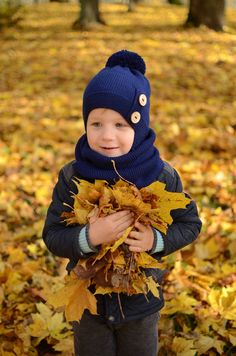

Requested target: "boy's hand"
[
  {"left": 88, "top": 210, "right": 134, "bottom": 247},
  {"left": 125, "top": 221, "right": 154, "bottom": 252}
]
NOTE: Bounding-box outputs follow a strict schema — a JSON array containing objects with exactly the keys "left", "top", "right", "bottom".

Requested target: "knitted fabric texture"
[
  {"left": 83, "top": 50, "right": 151, "bottom": 149},
  {"left": 75, "top": 50, "right": 164, "bottom": 188},
  {"left": 74, "top": 129, "right": 164, "bottom": 189}
]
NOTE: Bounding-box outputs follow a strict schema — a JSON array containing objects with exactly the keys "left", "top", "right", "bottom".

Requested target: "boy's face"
[{"left": 87, "top": 108, "right": 135, "bottom": 157}]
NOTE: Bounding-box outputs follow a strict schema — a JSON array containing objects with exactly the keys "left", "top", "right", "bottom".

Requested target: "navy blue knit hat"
[{"left": 83, "top": 50, "right": 151, "bottom": 149}]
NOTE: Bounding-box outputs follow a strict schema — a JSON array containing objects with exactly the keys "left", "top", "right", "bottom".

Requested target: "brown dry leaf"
[{"left": 73, "top": 258, "right": 106, "bottom": 279}]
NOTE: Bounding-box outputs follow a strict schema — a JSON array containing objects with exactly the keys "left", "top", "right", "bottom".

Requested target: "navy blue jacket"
[{"left": 42, "top": 160, "right": 202, "bottom": 324}]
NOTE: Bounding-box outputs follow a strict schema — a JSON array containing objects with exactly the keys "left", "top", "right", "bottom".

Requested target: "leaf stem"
[
  {"left": 111, "top": 160, "right": 134, "bottom": 186},
  {"left": 117, "top": 293, "right": 125, "bottom": 319}
]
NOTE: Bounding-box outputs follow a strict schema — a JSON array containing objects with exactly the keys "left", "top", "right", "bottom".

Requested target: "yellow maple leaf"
[
  {"left": 195, "top": 238, "right": 220, "bottom": 260},
  {"left": 72, "top": 178, "right": 105, "bottom": 203},
  {"left": 29, "top": 303, "right": 70, "bottom": 344},
  {"left": 29, "top": 313, "right": 49, "bottom": 342},
  {"left": 58, "top": 178, "right": 192, "bottom": 321},
  {"left": 110, "top": 226, "right": 133, "bottom": 252},
  {"left": 111, "top": 187, "right": 151, "bottom": 214},
  {"left": 112, "top": 252, "right": 126, "bottom": 266},
  {"left": 162, "top": 291, "right": 199, "bottom": 315},
  {"left": 94, "top": 286, "right": 114, "bottom": 295},
  {"left": 221, "top": 262, "right": 236, "bottom": 275},
  {"left": 48, "top": 312, "right": 71, "bottom": 341},
  {"left": 98, "top": 185, "right": 114, "bottom": 213},
  {"left": 65, "top": 279, "right": 97, "bottom": 322},
  {"left": 144, "top": 181, "right": 191, "bottom": 234},
  {"left": 172, "top": 337, "right": 196, "bottom": 355},
  {"left": 208, "top": 286, "right": 236, "bottom": 320},
  {"left": 144, "top": 276, "right": 159, "bottom": 298},
  {"left": 76, "top": 198, "right": 95, "bottom": 222},
  {"left": 0, "top": 286, "right": 4, "bottom": 310},
  {"left": 94, "top": 244, "right": 113, "bottom": 261},
  {"left": 7, "top": 247, "right": 26, "bottom": 264},
  {"left": 53, "top": 338, "right": 74, "bottom": 354},
  {"left": 135, "top": 252, "right": 162, "bottom": 269},
  {"left": 63, "top": 178, "right": 191, "bottom": 236},
  {"left": 5, "top": 270, "right": 27, "bottom": 295},
  {"left": 93, "top": 226, "right": 133, "bottom": 261},
  {"left": 47, "top": 274, "right": 97, "bottom": 322},
  {"left": 132, "top": 278, "right": 147, "bottom": 294},
  {"left": 47, "top": 275, "right": 79, "bottom": 308},
  {"left": 194, "top": 335, "right": 225, "bottom": 354}
]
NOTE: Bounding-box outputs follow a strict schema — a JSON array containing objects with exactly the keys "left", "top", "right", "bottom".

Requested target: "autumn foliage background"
[{"left": 0, "top": 1, "right": 236, "bottom": 355}]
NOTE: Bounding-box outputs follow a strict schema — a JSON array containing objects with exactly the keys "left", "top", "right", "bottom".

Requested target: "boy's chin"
[
  {"left": 96, "top": 148, "right": 123, "bottom": 158},
  {"left": 102, "top": 152, "right": 122, "bottom": 158},
  {"left": 91, "top": 147, "right": 130, "bottom": 158}
]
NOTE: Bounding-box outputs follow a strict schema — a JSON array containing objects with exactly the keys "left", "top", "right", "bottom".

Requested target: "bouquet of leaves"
[{"left": 47, "top": 178, "right": 191, "bottom": 321}]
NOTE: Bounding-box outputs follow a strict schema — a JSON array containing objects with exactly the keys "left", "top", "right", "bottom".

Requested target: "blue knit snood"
[{"left": 73, "top": 128, "right": 164, "bottom": 189}]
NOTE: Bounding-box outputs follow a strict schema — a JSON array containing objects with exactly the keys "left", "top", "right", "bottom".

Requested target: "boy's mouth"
[{"left": 100, "top": 147, "right": 119, "bottom": 150}]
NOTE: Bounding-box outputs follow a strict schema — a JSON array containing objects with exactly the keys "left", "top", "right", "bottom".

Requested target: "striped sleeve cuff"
[
  {"left": 78, "top": 225, "right": 99, "bottom": 254},
  {"left": 150, "top": 228, "right": 164, "bottom": 254}
]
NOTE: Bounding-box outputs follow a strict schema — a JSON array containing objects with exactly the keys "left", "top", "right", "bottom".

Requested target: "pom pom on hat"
[
  {"left": 106, "top": 50, "right": 146, "bottom": 75},
  {"left": 83, "top": 50, "right": 151, "bottom": 149}
]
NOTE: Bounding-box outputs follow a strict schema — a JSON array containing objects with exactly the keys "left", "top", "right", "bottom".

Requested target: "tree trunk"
[
  {"left": 128, "top": 0, "right": 135, "bottom": 12},
  {"left": 73, "top": 0, "right": 104, "bottom": 30},
  {"left": 128, "top": 0, "right": 142, "bottom": 12},
  {"left": 50, "top": 0, "right": 69, "bottom": 2},
  {"left": 186, "top": 0, "right": 225, "bottom": 31},
  {"left": 167, "top": 0, "right": 183, "bottom": 5},
  {"left": 0, "top": 1, "right": 22, "bottom": 30}
]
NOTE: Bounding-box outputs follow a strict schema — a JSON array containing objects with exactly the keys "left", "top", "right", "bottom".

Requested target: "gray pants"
[{"left": 73, "top": 311, "right": 159, "bottom": 356}]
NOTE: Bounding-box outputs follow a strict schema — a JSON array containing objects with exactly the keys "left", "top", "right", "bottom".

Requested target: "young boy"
[{"left": 43, "top": 50, "right": 202, "bottom": 356}]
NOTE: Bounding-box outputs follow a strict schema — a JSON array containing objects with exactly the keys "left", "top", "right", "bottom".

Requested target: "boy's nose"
[{"left": 101, "top": 128, "right": 113, "bottom": 140}]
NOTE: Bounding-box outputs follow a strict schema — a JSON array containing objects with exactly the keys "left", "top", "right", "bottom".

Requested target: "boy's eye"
[
  {"left": 91, "top": 122, "right": 101, "bottom": 127},
  {"left": 116, "top": 122, "right": 125, "bottom": 128}
]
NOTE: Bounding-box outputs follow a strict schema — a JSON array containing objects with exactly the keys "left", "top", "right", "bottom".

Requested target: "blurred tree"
[
  {"left": 72, "top": 0, "right": 105, "bottom": 29},
  {"left": 0, "top": 0, "right": 22, "bottom": 30},
  {"left": 167, "top": 0, "right": 183, "bottom": 5},
  {"left": 186, "top": 0, "right": 225, "bottom": 31},
  {"left": 128, "top": 0, "right": 143, "bottom": 12}
]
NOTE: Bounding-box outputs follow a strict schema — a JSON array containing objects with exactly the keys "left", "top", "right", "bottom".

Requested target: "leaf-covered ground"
[{"left": 0, "top": 1, "right": 236, "bottom": 355}]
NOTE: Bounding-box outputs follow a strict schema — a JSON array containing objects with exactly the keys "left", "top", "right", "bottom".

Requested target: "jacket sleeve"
[
  {"left": 153, "top": 163, "right": 202, "bottom": 259},
  {"left": 42, "top": 166, "right": 87, "bottom": 262}
]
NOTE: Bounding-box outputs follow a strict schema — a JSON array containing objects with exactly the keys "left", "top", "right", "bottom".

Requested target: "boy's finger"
[
  {"left": 129, "top": 230, "right": 141, "bottom": 240},
  {"left": 112, "top": 210, "right": 133, "bottom": 221},
  {"left": 113, "top": 216, "right": 134, "bottom": 231},
  {"left": 128, "top": 245, "right": 142, "bottom": 252},
  {"left": 116, "top": 220, "right": 134, "bottom": 236},
  {"left": 125, "top": 237, "right": 140, "bottom": 246},
  {"left": 134, "top": 221, "right": 145, "bottom": 231}
]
